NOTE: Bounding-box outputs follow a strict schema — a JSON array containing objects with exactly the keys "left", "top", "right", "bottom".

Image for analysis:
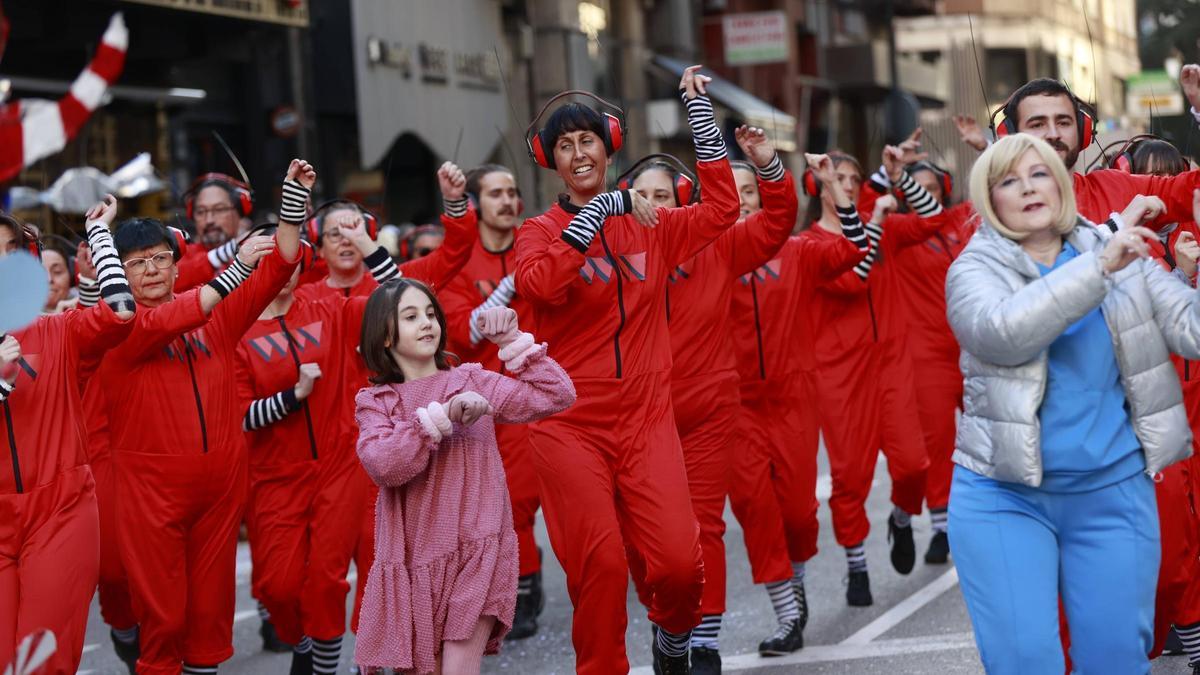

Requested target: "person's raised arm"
[
  {"left": 726, "top": 126, "right": 796, "bottom": 277},
  {"left": 399, "top": 161, "right": 478, "bottom": 290},
  {"left": 335, "top": 209, "right": 401, "bottom": 285}
]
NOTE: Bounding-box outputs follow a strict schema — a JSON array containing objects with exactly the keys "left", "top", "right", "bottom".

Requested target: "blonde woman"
[{"left": 945, "top": 133, "right": 1198, "bottom": 674}]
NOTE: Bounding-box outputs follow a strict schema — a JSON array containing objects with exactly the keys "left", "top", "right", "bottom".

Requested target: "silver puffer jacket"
[{"left": 945, "top": 218, "right": 1198, "bottom": 486}]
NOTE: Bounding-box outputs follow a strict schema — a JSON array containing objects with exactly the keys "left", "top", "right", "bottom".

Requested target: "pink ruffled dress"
[{"left": 352, "top": 335, "right": 574, "bottom": 673}]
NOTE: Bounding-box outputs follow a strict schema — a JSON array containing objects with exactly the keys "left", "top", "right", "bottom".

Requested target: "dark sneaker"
[
  {"left": 689, "top": 646, "right": 721, "bottom": 674},
  {"left": 847, "top": 570, "right": 873, "bottom": 607},
  {"left": 795, "top": 583, "right": 809, "bottom": 630},
  {"left": 259, "top": 620, "right": 292, "bottom": 653},
  {"left": 110, "top": 630, "right": 139, "bottom": 675},
  {"left": 925, "top": 531, "right": 950, "bottom": 564},
  {"left": 506, "top": 584, "right": 540, "bottom": 641},
  {"left": 888, "top": 514, "right": 916, "bottom": 575},
  {"left": 758, "top": 619, "right": 803, "bottom": 656},
  {"left": 289, "top": 649, "right": 313, "bottom": 675},
  {"left": 1164, "top": 627, "right": 1184, "bottom": 655},
  {"left": 652, "top": 638, "right": 690, "bottom": 675},
  {"left": 1191, "top": 662, "right": 1199, "bottom": 675}
]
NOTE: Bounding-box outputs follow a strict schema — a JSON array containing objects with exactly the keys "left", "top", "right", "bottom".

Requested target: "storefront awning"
[{"left": 650, "top": 54, "right": 796, "bottom": 152}]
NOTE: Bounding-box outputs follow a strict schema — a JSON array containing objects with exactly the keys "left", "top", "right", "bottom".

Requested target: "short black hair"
[
  {"left": 1006, "top": 78, "right": 1078, "bottom": 124},
  {"left": 1131, "top": 139, "right": 1187, "bottom": 176},
  {"left": 115, "top": 218, "right": 177, "bottom": 260},
  {"left": 359, "top": 278, "right": 455, "bottom": 384},
  {"left": 466, "top": 164, "right": 516, "bottom": 199},
  {"left": 194, "top": 179, "right": 238, "bottom": 209},
  {"left": 543, "top": 103, "right": 608, "bottom": 152}
]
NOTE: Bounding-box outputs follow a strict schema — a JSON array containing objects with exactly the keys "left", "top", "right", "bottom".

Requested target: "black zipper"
[
  {"left": 750, "top": 278, "right": 767, "bottom": 380},
  {"left": 599, "top": 231, "right": 625, "bottom": 379},
  {"left": 933, "top": 232, "right": 954, "bottom": 262},
  {"left": 866, "top": 287, "right": 879, "bottom": 342},
  {"left": 277, "top": 317, "right": 319, "bottom": 460},
  {"left": 665, "top": 287, "right": 672, "bottom": 324},
  {"left": 4, "top": 401, "right": 21, "bottom": 493},
  {"left": 181, "top": 337, "right": 209, "bottom": 453}
]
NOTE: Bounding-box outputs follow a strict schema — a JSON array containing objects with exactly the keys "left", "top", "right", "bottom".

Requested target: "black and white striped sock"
[
  {"left": 654, "top": 625, "right": 690, "bottom": 658},
  {"left": 243, "top": 389, "right": 301, "bottom": 431},
  {"left": 897, "top": 172, "right": 943, "bottom": 217},
  {"left": 312, "top": 636, "right": 342, "bottom": 675},
  {"left": 791, "top": 561, "right": 807, "bottom": 587},
  {"left": 362, "top": 246, "right": 400, "bottom": 284},
  {"left": 85, "top": 218, "right": 135, "bottom": 314},
  {"left": 207, "top": 238, "right": 238, "bottom": 269},
  {"left": 560, "top": 190, "right": 631, "bottom": 253},
  {"left": 846, "top": 543, "right": 867, "bottom": 573},
  {"left": 681, "top": 91, "right": 727, "bottom": 162},
  {"left": 1177, "top": 621, "right": 1200, "bottom": 665},
  {"left": 207, "top": 257, "right": 254, "bottom": 298},
  {"left": 257, "top": 601, "right": 271, "bottom": 621},
  {"left": 755, "top": 154, "right": 786, "bottom": 182},
  {"left": 469, "top": 275, "right": 517, "bottom": 345},
  {"left": 293, "top": 636, "right": 313, "bottom": 654},
  {"left": 280, "top": 179, "right": 310, "bottom": 224},
  {"left": 444, "top": 196, "right": 469, "bottom": 219},
  {"left": 690, "top": 614, "right": 721, "bottom": 650},
  {"left": 517, "top": 574, "right": 534, "bottom": 597},
  {"left": 930, "top": 508, "right": 948, "bottom": 534},
  {"left": 181, "top": 665, "right": 217, "bottom": 675},
  {"left": 766, "top": 580, "right": 800, "bottom": 624}
]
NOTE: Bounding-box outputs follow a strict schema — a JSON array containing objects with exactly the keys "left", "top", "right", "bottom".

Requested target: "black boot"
[
  {"left": 795, "top": 583, "right": 809, "bottom": 630},
  {"left": 110, "top": 629, "right": 139, "bottom": 675},
  {"left": 259, "top": 619, "right": 292, "bottom": 653},
  {"left": 925, "top": 531, "right": 950, "bottom": 564},
  {"left": 689, "top": 646, "right": 721, "bottom": 674},
  {"left": 506, "top": 574, "right": 541, "bottom": 640},
  {"left": 652, "top": 637, "right": 690, "bottom": 675},
  {"left": 847, "top": 570, "right": 873, "bottom": 607},
  {"left": 289, "top": 649, "right": 313, "bottom": 675},
  {"left": 888, "top": 513, "right": 916, "bottom": 574},
  {"left": 1165, "top": 626, "right": 1185, "bottom": 655},
  {"left": 758, "top": 618, "right": 803, "bottom": 656}
]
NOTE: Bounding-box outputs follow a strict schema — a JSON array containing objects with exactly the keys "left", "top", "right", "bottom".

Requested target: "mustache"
[{"left": 1046, "top": 138, "right": 1070, "bottom": 153}]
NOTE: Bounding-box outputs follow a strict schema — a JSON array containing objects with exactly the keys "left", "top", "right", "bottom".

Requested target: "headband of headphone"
[
  {"left": 1106, "top": 134, "right": 1164, "bottom": 173},
  {"left": 991, "top": 87, "right": 1097, "bottom": 148},
  {"left": 185, "top": 173, "right": 255, "bottom": 219},
  {"left": 525, "top": 90, "right": 626, "bottom": 170},
  {"left": 165, "top": 224, "right": 190, "bottom": 261},
  {"left": 906, "top": 161, "right": 954, "bottom": 201},
  {"left": 303, "top": 200, "right": 380, "bottom": 243},
  {"left": 616, "top": 154, "right": 699, "bottom": 207}
]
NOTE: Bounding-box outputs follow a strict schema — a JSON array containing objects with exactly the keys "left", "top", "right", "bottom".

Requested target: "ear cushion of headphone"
[
  {"left": 604, "top": 112, "right": 624, "bottom": 154},
  {"left": 676, "top": 174, "right": 696, "bottom": 206},
  {"left": 363, "top": 211, "right": 379, "bottom": 240},
  {"left": 1078, "top": 108, "right": 1095, "bottom": 147},
  {"left": 166, "top": 226, "right": 188, "bottom": 261},
  {"left": 185, "top": 196, "right": 195, "bottom": 220},
  {"left": 24, "top": 229, "right": 40, "bottom": 258},
  {"left": 532, "top": 131, "right": 555, "bottom": 169},
  {"left": 617, "top": 177, "right": 631, "bottom": 190},
  {"left": 802, "top": 169, "right": 821, "bottom": 198},
  {"left": 304, "top": 216, "right": 320, "bottom": 243},
  {"left": 942, "top": 173, "right": 953, "bottom": 198},
  {"left": 298, "top": 239, "right": 316, "bottom": 272},
  {"left": 1114, "top": 152, "right": 1133, "bottom": 173}
]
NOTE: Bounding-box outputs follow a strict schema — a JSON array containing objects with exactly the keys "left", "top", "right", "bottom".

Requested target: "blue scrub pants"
[{"left": 949, "top": 466, "right": 1159, "bottom": 675}]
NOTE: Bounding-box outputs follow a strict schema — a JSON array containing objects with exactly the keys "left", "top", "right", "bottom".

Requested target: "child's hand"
[
  {"left": 447, "top": 391, "right": 493, "bottom": 426},
  {"left": 476, "top": 307, "right": 520, "bottom": 346}
]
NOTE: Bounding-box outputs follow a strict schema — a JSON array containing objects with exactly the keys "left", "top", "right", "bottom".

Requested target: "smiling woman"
[{"left": 944, "top": 133, "right": 1200, "bottom": 674}]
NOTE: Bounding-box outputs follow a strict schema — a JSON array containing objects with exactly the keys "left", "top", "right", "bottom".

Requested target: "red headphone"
[
  {"left": 1106, "top": 134, "right": 1162, "bottom": 173},
  {"left": 1, "top": 214, "right": 40, "bottom": 258},
  {"left": 526, "top": 90, "right": 626, "bottom": 170},
  {"left": 616, "top": 154, "right": 699, "bottom": 207},
  {"left": 906, "top": 161, "right": 954, "bottom": 201},
  {"left": 184, "top": 173, "right": 255, "bottom": 219},
  {"left": 991, "top": 89, "right": 1097, "bottom": 147},
  {"left": 303, "top": 200, "right": 379, "bottom": 244},
  {"left": 165, "top": 225, "right": 190, "bottom": 261}
]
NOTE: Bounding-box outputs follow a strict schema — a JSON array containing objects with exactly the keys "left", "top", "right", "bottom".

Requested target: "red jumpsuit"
[
  {"left": 99, "top": 247, "right": 298, "bottom": 675},
  {"left": 438, "top": 234, "right": 542, "bottom": 578},
  {"left": 514, "top": 157, "right": 739, "bottom": 674},
  {"left": 293, "top": 211, "right": 477, "bottom": 632},
  {"left": 728, "top": 221, "right": 868, "bottom": 586},
  {"left": 174, "top": 246, "right": 216, "bottom": 293},
  {"left": 237, "top": 293, "right": 369, "bottom": 646},
  {"left": 1072, "top": 168, "right": 1200, "bottom": 229},
  {"left": 802, "top": 216, "right": 937, "bottom": 548},
  {"left": 0, "top": 302, "right": 133, "bottom": 674}
]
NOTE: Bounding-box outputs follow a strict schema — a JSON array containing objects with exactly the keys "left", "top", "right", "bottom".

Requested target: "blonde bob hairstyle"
[{"left": 969, "top": 133, "right": 1077, "bottom": 241}]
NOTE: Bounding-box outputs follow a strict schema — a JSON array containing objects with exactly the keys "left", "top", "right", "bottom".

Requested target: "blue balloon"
[{"left": 0, "top": 252, "right": 50, "bottom": 334}]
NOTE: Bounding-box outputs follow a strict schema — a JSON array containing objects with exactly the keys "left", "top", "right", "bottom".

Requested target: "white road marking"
[
  {"left": 629, "top": 633, "right": 976, "bottom": 673},
  {"left": 840, "top": 568, "right": 960, "bottom": 645},
  {"left": 816, "top": 474, "right": 832, "bottom": 499},
  {"left": 81, "top": 644, "right": 99, "bottom": 654}
]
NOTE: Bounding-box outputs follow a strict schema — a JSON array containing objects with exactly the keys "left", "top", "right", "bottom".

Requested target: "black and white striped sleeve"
[
  {"left": 279, "top": 179, "right": 310, "bottom": 224},
  {"left": 84, "top": 218, "right": 135, "bottom": 314},
  {"left": 468, "top": 275, "right": 517, "bottom": 345},
  {"left": 853, "top": 218, "right": 883, "bottom": 280},
  {"left": 561, "top": 190, "right": 631, "bottom": 253},
  {"left": 681, "top": 91, "right": 727, "bottom": 162},
  {"left": 207, "top": 238, "right": 238, "bottom": 269},
  {"left": 835, "top": 204, "right": 877, "bottom": 280},
  {"left": 1102, "top": 212, "right": 1123, "bottom": 233},
  {"left": 755, "top": 154, "right": 786, "bottom": 182},
  {"left": 867, "top": 165, "right": 891, "bottom": 194},
  {"left": 243, "top": 389, "right": 302, "bottom": 431},
  {"left": 207, "top": 257, "right": 255, "bottom": 298},
  {"left": 444, "top": 196, "right": 468, "bottom": 219},
  {"left": 896, "top": 172, "right": 943, "bottom": 217},
  {"left": 363, "top": 246, "right": 400, "bottom": 284},
  {"left": 0, "top": 379, "right": 13, "bottom": 403},
  {"left": 76, "top": 276, "right": 100, "bottom": 308}
]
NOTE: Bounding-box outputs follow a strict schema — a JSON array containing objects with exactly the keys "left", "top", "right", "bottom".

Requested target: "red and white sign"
[{"left": 722, "top": 11, "right": 788, "bottom": 66}]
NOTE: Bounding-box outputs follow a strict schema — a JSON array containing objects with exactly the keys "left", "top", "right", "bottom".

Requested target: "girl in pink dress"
[{"left": 352, "top": 278, "right": 575, "bottom": 674}]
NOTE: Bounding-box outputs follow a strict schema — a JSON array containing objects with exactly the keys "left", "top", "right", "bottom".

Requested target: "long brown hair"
[{"left": 360, "top": 278, "right": 455, "bottom": 384}]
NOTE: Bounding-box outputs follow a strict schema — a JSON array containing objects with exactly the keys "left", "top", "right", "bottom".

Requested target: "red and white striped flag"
[{"left": 0, "top": 12, "right": 128, "bottom": 183}]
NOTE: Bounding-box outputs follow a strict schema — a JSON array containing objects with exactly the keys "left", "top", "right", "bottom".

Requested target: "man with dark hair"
[
  {"left": 174, "top": 176, "right": 258, "bottom": 293},
  {"left": 439, "top": 163, "right": 548, "bottom": 639}
]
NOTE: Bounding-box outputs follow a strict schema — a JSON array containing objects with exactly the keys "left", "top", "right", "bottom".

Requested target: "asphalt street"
[{"left": 79, "top": 450, "right": 1195, "bottom": 674}]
